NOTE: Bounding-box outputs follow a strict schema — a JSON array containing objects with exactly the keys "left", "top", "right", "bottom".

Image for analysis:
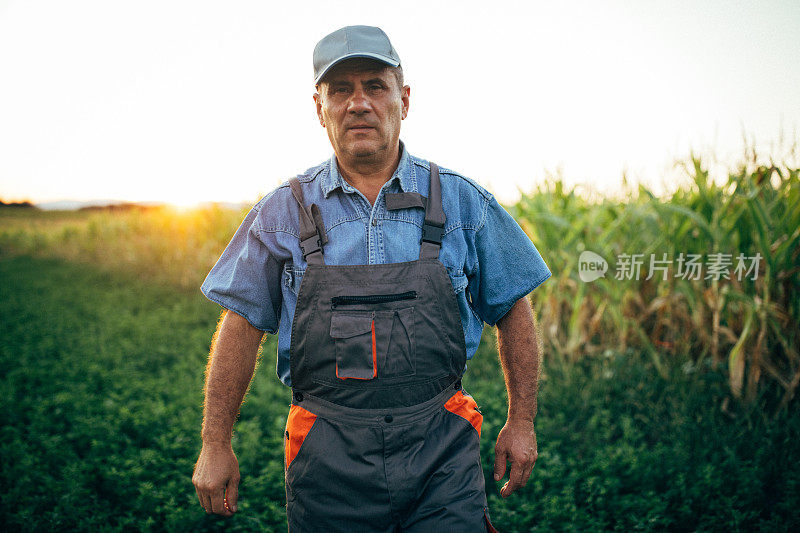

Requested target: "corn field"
[{"left": 514, "top": 149, "right": 800, "bottom": 410}]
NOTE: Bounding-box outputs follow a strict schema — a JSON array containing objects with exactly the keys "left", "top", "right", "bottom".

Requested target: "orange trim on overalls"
[
  {"left": 443, "top": 390, "right": 483, "bottom": 437},
  {"left": 371, "top": 319, "right": 377, "bottom": 377},
  {"left": 285, "top": 404, "right": 317, "bottom": 468},
  {"left": 334, "top": 319, "right": 378, "bottom": 380},
  {"left": 484, "top": 509, "right": 500, "bottom": 532}
]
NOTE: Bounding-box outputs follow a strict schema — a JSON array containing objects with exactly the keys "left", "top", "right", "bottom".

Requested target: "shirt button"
[
  {"left": 384, "top": 414, "right": 393, "bottom": 423},
  {"left": 372, "top": 219, "right": 377, "bottom": 226}
]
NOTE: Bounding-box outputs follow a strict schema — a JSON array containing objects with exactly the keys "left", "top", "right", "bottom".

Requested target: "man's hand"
[
  {"left": 493, "top": 418, "right": 538, "bottom": 498},
  {"left": 193, "top": 441, "right": 240, "bottom": 516},
  {"left": 494, "top": 296, "right": 541, "bottom": 498}
]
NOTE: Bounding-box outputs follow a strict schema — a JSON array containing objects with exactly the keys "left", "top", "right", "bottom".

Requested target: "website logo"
[{"left": 579, "top": 251, "right": 608, "bottom": 282}]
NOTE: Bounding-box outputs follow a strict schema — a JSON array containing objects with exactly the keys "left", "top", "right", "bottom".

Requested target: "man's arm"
[
  {"left": 192, "top": 310, "right": 264, "bottom": 516},
  {"left": 492, "top": 295, "right": 541, "bottom": 498}
]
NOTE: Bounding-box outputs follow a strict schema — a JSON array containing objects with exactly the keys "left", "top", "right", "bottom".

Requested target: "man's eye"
[{"left": 333, "top": 87, "right": 349, "bottom": 94}]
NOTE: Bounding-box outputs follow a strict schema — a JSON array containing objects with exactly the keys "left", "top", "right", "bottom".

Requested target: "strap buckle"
[
  {"left": 421, "top": 222, "right": 444, "bottom": 245},
  {"left": 299, "top": 234, "right": 322, "bottom": 259}
]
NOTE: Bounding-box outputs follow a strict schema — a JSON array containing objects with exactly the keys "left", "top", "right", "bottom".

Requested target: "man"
[{"left": 192, "top": 25, "right": 551, "bottom": 531}]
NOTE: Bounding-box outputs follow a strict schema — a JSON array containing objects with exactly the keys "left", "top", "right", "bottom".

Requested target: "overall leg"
[
  {"left": 285, "top": 406, "right": 396, "bottom": 533},
  {"left": 386, "top": 392, "right": 491, "bottom": 532}
]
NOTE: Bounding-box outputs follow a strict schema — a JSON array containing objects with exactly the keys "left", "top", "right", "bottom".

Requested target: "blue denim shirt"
[{"left": 201, "top": 142, "right": 552, "bottom": 386}]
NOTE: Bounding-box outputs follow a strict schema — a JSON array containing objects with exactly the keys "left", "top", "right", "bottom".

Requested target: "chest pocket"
[{"left": 329, "top": 293, "right": 417, "bottom": 380}]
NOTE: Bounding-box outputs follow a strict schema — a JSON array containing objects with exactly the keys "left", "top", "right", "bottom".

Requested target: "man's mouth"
[{"left": 347, "top": 125, "right": 375, "bottom": 133}]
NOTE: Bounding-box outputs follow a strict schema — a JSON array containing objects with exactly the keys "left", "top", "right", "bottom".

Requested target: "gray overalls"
[{"left": 283, "top": 164, "right": 497, "bottom": 532}]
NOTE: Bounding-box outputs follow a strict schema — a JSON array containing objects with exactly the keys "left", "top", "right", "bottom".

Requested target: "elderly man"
[{"left": 192, "top": 25, "right": 551, "bottom": 532}]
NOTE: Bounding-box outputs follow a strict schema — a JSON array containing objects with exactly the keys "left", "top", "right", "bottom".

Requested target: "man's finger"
[
  {"left": 501, "top": 461, "right": 525, "bottom": 498},
  {"left": 493, "top": 447, "right": 508, "bottom": 482},
  {"left": 210, "top": 487, "right": 231, "bottom": 516},
  {"left": 521, "top": 462, "right": 535, "bottom": 488},
  {"left": 510, "top": 459, "right": 525, "bottom": 484},
  {"left": 202, "top": 493, "right": 213, "bottom": 514},
  {"left": 225, "top": 479, "right": 239, "bottom": 513},
  {"left": 195, "top": 486, "right": 206, "bottom": 512},
  {"left": 501, "top": 479, "right": 519, "bottom": 497}
]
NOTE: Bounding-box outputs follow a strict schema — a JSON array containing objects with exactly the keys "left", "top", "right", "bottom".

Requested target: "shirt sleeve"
[
  {"left": 200, "top": 204, "right": 282, "bottom": 333},
  {"left": 468, "top": 195, "right": 552, "bottom": 326}
]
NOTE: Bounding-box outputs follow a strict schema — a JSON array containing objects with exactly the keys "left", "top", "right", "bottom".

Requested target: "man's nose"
[{"left": 347, "top": 89, "right": 371, "bottom": 114}]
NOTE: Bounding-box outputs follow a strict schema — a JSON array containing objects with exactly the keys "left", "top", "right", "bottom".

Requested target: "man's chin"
[
  {"left": 346, "top": 142, "right": 382, "bottom": 159},
  {"left": 337, "top": 139, "right": 395, "bottom": 163}
]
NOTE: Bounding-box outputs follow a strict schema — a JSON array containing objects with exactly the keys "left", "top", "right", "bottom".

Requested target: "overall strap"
[
  {"left": 289, "top": 178, "right": 327, "bottom": 265},
  {"left": 420, "top": 162, "right": 445, "bottom": 260}
]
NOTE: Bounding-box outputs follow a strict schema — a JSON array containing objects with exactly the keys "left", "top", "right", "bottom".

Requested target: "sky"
[{"left": 1, "top": 0, "right": 798, "bottom": 207}]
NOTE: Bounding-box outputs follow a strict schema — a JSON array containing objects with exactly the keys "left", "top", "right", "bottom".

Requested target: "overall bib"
[{"left": 283, "top": 164, "right": 496, "bottom": 532}]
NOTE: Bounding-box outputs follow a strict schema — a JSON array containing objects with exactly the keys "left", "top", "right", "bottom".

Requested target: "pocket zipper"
[{"left": 331, "top": 291, "right": 417, "bottom": 309}]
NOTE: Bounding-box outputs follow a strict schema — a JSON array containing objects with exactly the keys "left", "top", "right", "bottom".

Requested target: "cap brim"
[{"left": 315, "top": 53, "right": 401, "bottom": 85}]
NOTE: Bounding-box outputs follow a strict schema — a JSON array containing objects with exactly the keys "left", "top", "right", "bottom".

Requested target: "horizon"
[{"left": 8, "top": 138, "right": 797, "bottom": 211}]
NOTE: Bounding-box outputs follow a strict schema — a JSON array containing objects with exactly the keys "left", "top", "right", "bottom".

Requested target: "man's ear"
[
  {"left": 313, "top": 92, "right": 325, "bottom": 127},
  {"left": 401, "top": 85, "right": 410, "bottom": 120}
]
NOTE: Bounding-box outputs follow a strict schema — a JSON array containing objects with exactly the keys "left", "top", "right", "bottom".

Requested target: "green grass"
[{"left": 2, "top": 254, "right": 798, "bottom": 531}]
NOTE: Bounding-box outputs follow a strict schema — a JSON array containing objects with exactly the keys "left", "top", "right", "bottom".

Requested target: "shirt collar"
[{"left": 322, "top": 140, "right": 417, "bottom": 198}]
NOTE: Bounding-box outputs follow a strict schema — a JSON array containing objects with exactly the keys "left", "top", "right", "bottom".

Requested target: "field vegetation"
[
  {"left": 3, "top": 149, "right": 798, "bottom": 406},
  {"left": 1, "top": 149, "right": 798, "bottom": 531}
]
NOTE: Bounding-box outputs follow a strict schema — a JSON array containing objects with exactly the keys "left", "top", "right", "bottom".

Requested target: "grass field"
[
  {"left": 1, "top": 149, "right": 798, "bottom": 530},
  {"left": 2, "top": 253, "right": 799, "bottom": 532}
]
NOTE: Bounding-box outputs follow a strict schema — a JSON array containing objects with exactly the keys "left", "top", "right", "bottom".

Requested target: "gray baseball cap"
[{"left": 313, "top": 25, "right": 401, "bottom": 85}]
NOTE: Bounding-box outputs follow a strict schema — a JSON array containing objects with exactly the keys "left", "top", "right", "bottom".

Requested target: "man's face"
[{"left": 314, "top": 60, "right": 410, "bottom": 164}]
